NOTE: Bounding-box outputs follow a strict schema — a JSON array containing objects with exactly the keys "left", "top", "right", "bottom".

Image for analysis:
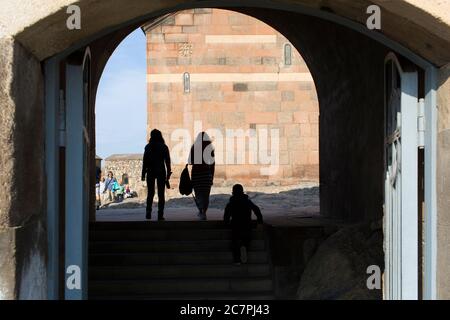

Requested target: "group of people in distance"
[
  {"left": 95, "top": 170, "right": 137, "bottom": 209},
  {"left": 141, "top": 129, "right": 264, "bottom": 264}
]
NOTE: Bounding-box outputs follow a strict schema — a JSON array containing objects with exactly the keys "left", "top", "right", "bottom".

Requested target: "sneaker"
[
  {"left": 240, "top": 246, "right": 248, "bottom": 264},
  {"left": 145, "top": 211, "right": 152, "bottom": 220},
  {"left": 158, "top": 216, "right": 165, "bottom": 221}
]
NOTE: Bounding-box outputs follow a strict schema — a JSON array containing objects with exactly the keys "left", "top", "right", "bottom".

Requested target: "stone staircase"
[{"left": 88, "top": 221, "right": 274, "bottom": 300}]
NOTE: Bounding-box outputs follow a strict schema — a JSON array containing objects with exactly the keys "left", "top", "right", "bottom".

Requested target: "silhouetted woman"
[
  {"left": 188, "top": 132, "right": 215, "bottom": 220},
  {"left": 142, "top": 129, "right": 172, "bottom": 221}
]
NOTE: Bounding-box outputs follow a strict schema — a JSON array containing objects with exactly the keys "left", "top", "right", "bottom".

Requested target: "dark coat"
[
  {"left": 141, "top": 141, "right": 171, "bottom": 180},
  {"left": 188, "top": 142, "right": 215, "bottom": 190},
  {"left": 224, "top": 194, "right": 263, "bottom": 230}
]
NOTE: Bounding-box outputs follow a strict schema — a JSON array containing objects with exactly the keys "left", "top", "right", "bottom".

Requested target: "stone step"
[
  {"left": 88, "top": 220, "right": 273, "bottom": 299},
  {"left": 89, "top": 251, "right": 268, "bottom": 266},
  {"left": 89, "top": 278, "right": 273, "bottom": 296},
  {"left": 90, "top": 229, "right": 264, "bottom": 241},
  {"left": 89, "top": 292, "right": 275, "bottom": 300},
  {"left": 89, "top": 264, "right": 271, "bottom": 280},
  {"left": 89, "top": 239, "right": 266, "bottom": 253},
  {"left": 91, "top": 221, "right": 251, "bottom": 230}
]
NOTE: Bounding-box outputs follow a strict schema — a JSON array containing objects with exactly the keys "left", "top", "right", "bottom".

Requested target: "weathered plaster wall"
[
  {"left": 437, "top": 63, "right": 450, "bottom": 299},
  {"left": 0, "top": 37, "right": 47, "bottom": 299}
]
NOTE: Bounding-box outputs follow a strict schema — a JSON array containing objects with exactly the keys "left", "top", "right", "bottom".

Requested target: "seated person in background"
[
  {"left": 124, "top": 185, "right": 132, "bottom": 199},
  {"left": 95, "top": 166, "right": 102, "bottom": 210},
  {"left": 224, "top": 184, "right": 263, "bottom": 265},
  {"left": 111, "top": 180, "right": 125, "bottom": 203},
  {"left": 124, "top": 185, "right": 138, "bottom": 199}
]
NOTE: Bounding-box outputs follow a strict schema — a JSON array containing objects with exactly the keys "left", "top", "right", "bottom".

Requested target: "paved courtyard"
[{"left": 96, "top": 183, "right": 321, "bottom": 226}]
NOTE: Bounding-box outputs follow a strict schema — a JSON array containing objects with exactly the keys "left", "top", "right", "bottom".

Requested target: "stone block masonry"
[{"left": 143, "top": 8, "right": 319, "bottom": 187}]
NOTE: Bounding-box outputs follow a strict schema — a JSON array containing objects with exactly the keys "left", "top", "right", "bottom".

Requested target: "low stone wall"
[
  {"left": 265, "top": 223, "right": 330, "bottom": 299},
  {"left": 103, "top": 153, "right": 319, "bottom": 199},
  {"left": 296, "top": 221, "right": 383, "bottom": 299},
  {"left": 265, "top": 220, "right": 383, "bottom": 299},
  {"left": 103, "top": 154, "right": 146, "bottom": 198}
]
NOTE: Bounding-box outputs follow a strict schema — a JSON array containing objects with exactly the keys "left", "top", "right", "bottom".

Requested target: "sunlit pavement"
[{"left": 95, "top": 185, "right": 329, "bottom": 227}]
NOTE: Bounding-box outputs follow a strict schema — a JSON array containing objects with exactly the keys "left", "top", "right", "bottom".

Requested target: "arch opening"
[{"left": 1, "top": 0, "right": 442, "bottom": 301}]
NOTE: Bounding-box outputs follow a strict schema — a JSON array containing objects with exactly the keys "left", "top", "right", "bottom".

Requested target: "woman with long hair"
[
  {"left": 141, "top": 129, "right": 172, "bottom": 221},
  {"left": 188, "top": 132, "right": 215, "bottom": 220}
]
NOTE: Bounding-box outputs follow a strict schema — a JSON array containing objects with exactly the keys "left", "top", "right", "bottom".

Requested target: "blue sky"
[{"left": 95, "top": 29, "right": 147, "bottom": 159}]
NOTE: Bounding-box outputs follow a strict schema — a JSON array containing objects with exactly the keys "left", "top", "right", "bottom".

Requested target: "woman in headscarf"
[{"left": 188, "top": 132, "right": 215, "bottom": 220}]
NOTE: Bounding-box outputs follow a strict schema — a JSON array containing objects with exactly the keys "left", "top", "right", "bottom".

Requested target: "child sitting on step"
[{"left": 224, "top": 184, "right": 263, "bottom": 265}]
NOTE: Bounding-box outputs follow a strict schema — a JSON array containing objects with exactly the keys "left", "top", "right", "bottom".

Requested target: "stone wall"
[
  {"left": 297, "top": 221, "right": 383, "bottom": 299},
  {"left": 103, "top": 154, "right": 146, "bottom": 197},
  {"left": 0, "top": 37, "right": 47, "bottom": 299},
  {"left": 144, "top": 9, "right": 319, "bottom": 187}
]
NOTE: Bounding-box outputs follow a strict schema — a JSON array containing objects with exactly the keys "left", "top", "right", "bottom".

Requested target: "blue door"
[
  {"left": 65, "top": 49, "right": 91, "bottom": 300},
  {"left": 384, "top": 53, "right": 419, "bottom": 300}
]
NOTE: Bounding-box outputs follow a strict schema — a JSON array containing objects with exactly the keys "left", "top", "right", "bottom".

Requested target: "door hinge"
[{"left": 418, "top": 98, "right": 425, "bottom": 148}]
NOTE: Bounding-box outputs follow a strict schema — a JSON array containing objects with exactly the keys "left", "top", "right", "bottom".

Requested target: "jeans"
[{"left": 147, "top": 175, "right": 166, "bottom": 216}]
